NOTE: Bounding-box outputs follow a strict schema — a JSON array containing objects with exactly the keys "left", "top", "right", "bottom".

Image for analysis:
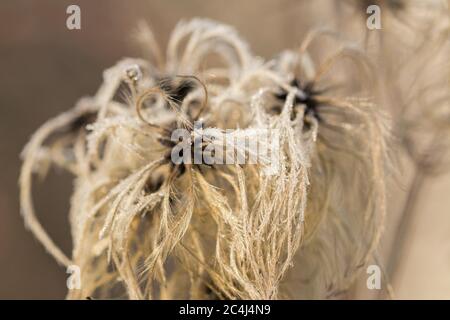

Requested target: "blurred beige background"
[{"left": 0, "top": 0, "right": 449, "bottom": 299}]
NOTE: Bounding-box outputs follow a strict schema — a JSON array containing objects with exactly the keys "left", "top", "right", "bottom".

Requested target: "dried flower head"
[{"left": 19, "top": 19, "right": 391, "bottom": 299}]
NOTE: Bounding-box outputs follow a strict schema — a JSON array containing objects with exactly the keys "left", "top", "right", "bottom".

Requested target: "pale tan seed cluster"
[{"left": 19, "top": 4, "right": 449, "bottom": 300}]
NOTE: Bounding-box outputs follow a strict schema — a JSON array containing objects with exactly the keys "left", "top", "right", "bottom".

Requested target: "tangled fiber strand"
[{"left": 19, "top": 19, "right": 390, "bottom": 299}]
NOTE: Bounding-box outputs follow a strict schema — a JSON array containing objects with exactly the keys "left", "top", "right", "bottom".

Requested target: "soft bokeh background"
[{"left": 0, "top": 0, "right": 449, "bottom": 299}]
